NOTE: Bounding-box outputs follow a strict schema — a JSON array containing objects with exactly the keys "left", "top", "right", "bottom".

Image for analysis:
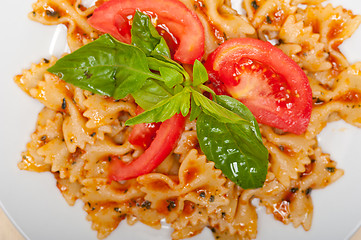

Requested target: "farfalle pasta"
[{"left": 14, "top": 0, "right": 361, "bottom": 239}]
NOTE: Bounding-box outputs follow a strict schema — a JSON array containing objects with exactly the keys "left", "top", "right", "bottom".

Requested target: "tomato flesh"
[
  {"left": 128, "top": 122, "right": 161, "bottom": 149},
  {"left": 88, "top": 0, "right": 205, "bottom": 64},
  {"left": 205, "top": 38, "right": 312, "bottom": 135},
  {"left": 128, "top": 107, "right": 161, "bottom": 149},
  {"left": 109, "top": 113, "right": 186, "bottom": 181}
]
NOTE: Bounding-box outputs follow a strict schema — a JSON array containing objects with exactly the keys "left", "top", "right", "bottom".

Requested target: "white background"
[{"left": 0, "top": 0, "right": 361, "bottom": 239}]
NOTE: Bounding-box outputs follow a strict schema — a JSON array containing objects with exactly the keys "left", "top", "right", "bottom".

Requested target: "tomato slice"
[
  {"left": 205, "top": 38, "right": 312, "bottom": 135},
  {"left": 128, "top": 106, "right": 161, "bottom": 149},
  {"left": 109, "top": 113, "right": 186, "bottom": 181},
  {"left": 88, "top": 0, "right": 205, "bottom": 64}
]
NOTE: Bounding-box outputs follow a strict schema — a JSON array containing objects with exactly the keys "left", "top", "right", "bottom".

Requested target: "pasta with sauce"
[{"left": 14, "top": 0, "right": 361, "bottom": 239}]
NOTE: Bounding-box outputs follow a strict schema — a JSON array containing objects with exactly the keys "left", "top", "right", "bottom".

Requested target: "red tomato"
[
  {"left": 88, "top": 0, "right": 205, "bottom": 64},
  {"left": 205, "top": 38, "right": 312, "bottom": 135},
  {"left": 128, "top": 106, "right": 161, "bottom": 149},
  {"left": 109, "top": 113, "right": 186, "bottom": 181}
]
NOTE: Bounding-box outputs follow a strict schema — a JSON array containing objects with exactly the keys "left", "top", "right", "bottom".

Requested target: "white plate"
[{"left": 0, "top": 0, "right": 361, "bottom": 239}]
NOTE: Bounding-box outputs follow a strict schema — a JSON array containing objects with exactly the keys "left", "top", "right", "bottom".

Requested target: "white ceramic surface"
[{"left": 0, "top": 0, "right": 360, "bottom": 239}]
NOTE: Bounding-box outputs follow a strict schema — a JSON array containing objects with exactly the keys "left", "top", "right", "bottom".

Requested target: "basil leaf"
[
  {"left": 180, "top": 87, "right": 191, "bottom": 116},
  {"left": 191, "top": 89, "right": 248, "bottom": 124},
  {"left": 147, "top": 55, "right": 190, "bottom": 81},
  {"left": 152, "top": 38, "right": 171, "bottom": 58},
  {"left": 197, "top": 110, "right": 268, "bottom": 189},
  {"left": 199, "top": 84, "right": 216, "bottom": 96},
  {"left": 131, "top": 11, "right": 171, "bottom": 58},
  {"left": 132, "top": 79, "right": 174, "bottom": 110},
  {"left": 189, "top": 96, "right": 202, "bottom": 121},
  {"left": 159, "top": 67, "right": 184, "bottom": 88},
  {"left": 126, "top": 88, "right": 191, "bottom": 125},
  {"left": 174, "top": 84, "right": 184, "bottom": 94},
  {"left": 215, "top": 95, "right": 263, "bottom": 140},
  {"left": 48, "top": 34, "right": 158, "bottom": 99},
  {"left": 192, "top": 60, "right": 208, "bottom": 87}
]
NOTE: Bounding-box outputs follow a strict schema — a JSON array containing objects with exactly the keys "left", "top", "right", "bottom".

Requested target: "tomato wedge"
[
  {"left": 128, "top": 106, "right": 161, "bottom": 149},
  {"left": 88, "top": 0, "right": 205, "bottom": 64},
  {"left": 109, "top": 113, "right": 186, "bottom": 181},
  {"left": 205, "top": 38, "right": 312, "bottom": 135}
]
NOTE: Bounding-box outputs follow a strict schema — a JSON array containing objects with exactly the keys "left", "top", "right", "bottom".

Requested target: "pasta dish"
[{"left": 13, "top": 0, "right": 361, "bottom": 239}]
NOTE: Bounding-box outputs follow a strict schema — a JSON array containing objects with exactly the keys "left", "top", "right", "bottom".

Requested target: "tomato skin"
[
  {"left": 109, "top": 113, "right": 186, "bottom": 181},
  {"left": 205, "top": 38, "right": 312, "bottom": 135},
  {"left": 88, "top": 0, "right": 205, "bottom": 64},
  {"left": 128, "top": 107, "right": 161, "bottom": 149}
]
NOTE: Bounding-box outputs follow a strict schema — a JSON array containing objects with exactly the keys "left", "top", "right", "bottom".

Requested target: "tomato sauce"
[
  {"left": 183, "top": 166, "right": 199, "bottom": 184},
  {"left": 273, "top": 9, "right": 285, "bottom": 25},
  {"left": 336, "top": 90, "right": 361, "bottom": 103},
  {"left": 278, "top": 145, "right": 296, "bottom": 157},
  {"left": 328, "top": 20, "right": 344, "bottom": 40},
  {"left": 300, "top": 160, "right": 315, "bottom": 178},
  {"left": 328, "top": 55, "right": 343, "bottom": 76},
  {"left": 149, "top": 180, "right": 172, "bottom": 192},
  {"left": 183, "top": 201, "right": 196, "bottom": 216},
  {"left": 194, "top": 0, "right": 226, "bottom": 44}
]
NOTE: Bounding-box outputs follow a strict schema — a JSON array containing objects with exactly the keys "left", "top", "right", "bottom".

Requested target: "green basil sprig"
[
  {"left": 197, "top": 95, "right": 268, "bottom": 189},
  {"left": 48, "top": 11, "right": 269, "bottom": 189},
  {"left": 48, "top": 33, "right": 160, "bottom": 100}
]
